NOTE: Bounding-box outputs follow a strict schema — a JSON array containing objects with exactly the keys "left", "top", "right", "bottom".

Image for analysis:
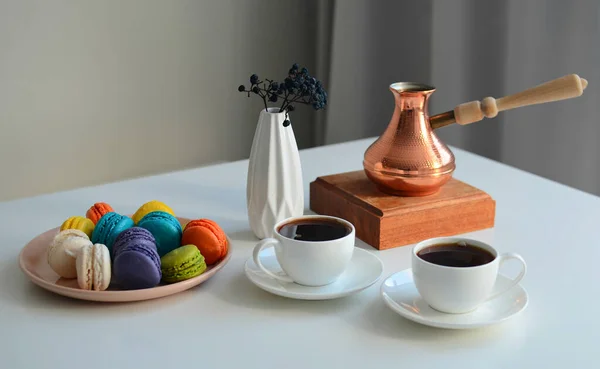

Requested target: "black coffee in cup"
[
  {"left": 417, "top": 242, "right": 495, "bottom": 267},
  {"left": 278, "top": 217, "right": 352, "bottom": 242}
]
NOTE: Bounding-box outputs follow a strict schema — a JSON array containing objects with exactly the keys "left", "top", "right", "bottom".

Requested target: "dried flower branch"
[{"left": 238, "top": 63, "right": 328, "bottom": 126}]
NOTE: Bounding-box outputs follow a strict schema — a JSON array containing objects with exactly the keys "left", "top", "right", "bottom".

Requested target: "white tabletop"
[{"left": 1, "top": 138, "right": 599, "bottom": 368}]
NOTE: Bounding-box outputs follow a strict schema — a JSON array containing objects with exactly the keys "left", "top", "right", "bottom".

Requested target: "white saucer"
[
  {"left": 245, "top": 246, "right": 383, "bottom": 300},
  {"left": 380, "top": 268, "right": 528, "bottom": 329}
]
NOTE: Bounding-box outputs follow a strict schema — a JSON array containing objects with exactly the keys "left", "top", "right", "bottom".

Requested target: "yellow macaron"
[
  {"left": 132, "top": 200, "right": 175, "bottom": 224},
  {"left": 60, "top": 216, "right": 95, "bottom": 239}
]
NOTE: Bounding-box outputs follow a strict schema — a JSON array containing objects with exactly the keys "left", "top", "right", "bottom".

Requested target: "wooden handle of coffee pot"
[{"left": 430, "top": 74, "right": 588, "bottom": 129}]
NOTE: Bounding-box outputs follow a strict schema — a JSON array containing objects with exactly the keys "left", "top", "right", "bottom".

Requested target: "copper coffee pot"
[{"left": 363, "top": 74, "right": 588, "bottom": 196}]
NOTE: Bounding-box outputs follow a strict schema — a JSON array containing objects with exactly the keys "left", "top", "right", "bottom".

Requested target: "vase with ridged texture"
[{"left": 246, "top": 108, "right": 304, "bottom": 239}]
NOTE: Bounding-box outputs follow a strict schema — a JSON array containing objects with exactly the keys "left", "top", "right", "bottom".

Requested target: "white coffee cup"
[
  {"left": 252, "top": 215, "right": 355, "bottom": 286},
  {"left": 412, "top": 237, "right": 527, "bottom": 314}
]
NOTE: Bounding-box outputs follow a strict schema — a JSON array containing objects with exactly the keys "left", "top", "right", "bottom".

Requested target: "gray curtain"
[{"left": 320, "top": 0, "right": 600, "bottom": 195}]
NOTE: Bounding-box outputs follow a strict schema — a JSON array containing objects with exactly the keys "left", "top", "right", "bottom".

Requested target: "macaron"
[
  {"left": 91, "top": 212, "right": 134, "bottom": 252},
  {"left": 86, "top": 202, "right": 114, "bottom": 224},
  {"left": 181, "top": 219, "right": 228, "bottom": 265},
  {"left": 132, "top": 200, "right": 175, "bottom": 225},
  {"left": 112, "top": 227, "right": 156, "bottom": 258},
  {"left": 60, "top": 216, "right": 95, "bottom": 239},
  {"left": 138, "top": 211, "right": 182, "bottom": 257},
  {"left": 112, "top": 227, "right": 162, "bottom": 290},
  {"left": 47, "top": 229, "right": 93, "bottom": 278},
  {"left": 160, "top": 245, "right": 207, "bottom": 283},
  {"left": 75, "top": 243, "right": 111, "bottom": 291}
]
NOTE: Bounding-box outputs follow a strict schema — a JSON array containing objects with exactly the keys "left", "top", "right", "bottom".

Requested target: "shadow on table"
[
  {"left": 214, "top": 227, "right": 522, "bottom": 344},
  {"left": 1, "top": 261, "right": 201, "bottom": 315},
  {"left": 211, "top": 228, "right": 369, "bottom": 315},
  {"left": 344, "top": 293, "right": 528, "bottom": 348},
  {"left": 209, "top": 262, "right": 365, "bottom": 315},
  {"left": 210, "top": 264, "right": 518, "bottom": 344},
  {"left": 228, "top": 228, "right": 259, "bottom": 244}
]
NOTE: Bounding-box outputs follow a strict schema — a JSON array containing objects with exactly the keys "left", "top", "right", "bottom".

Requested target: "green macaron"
[{"left": 160, "top": 245, "right": 207, "bottom": 283}]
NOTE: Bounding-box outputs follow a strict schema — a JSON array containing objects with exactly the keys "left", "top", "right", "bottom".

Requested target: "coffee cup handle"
[
  {"left": 486, "top": 252, "right": 527, "bottom": 301},
  {"left": 252, "top": 238, "right": 294, "bottom": 283}
]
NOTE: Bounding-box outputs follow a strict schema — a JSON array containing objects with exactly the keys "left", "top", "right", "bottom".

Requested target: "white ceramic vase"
[{"left": 247, "top": 108, "right": 304, "bottom": 239}]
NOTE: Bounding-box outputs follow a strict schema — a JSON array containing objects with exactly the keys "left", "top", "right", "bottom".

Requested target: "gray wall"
[
  {"left": 2, "top": 1, "right": 598, "bottom": 201},
  {"left": 324, "top": 0, "right": 599, "bottom": 196},
  {"left": 0, "top": 0, "right": 317, "bottom": 201}
]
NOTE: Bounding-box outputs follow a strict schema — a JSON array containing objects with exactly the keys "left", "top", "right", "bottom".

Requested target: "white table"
[{"left": 1, "top": 138, "right": 599, "bottom": 368}]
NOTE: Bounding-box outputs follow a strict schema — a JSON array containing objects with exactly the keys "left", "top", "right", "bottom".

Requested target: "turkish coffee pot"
[{"left": 363, "top": 74, "right": 588, "bottom": 196}]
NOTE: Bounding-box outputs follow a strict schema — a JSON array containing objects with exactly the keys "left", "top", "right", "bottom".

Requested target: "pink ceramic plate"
[{"left": 18, "top": 217, "right": 232, "bottom": 302}]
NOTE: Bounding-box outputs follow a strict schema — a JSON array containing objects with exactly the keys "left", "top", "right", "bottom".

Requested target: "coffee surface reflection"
[
  {"left": 417, "top": 242, "right": 495, "bottom": 268},
  {"left": 278, "top": 218, "right": 351, "bottom": 242}
]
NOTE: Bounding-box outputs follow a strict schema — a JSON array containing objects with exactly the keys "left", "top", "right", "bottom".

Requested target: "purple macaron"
[{"left": 112, "top": 227, "right": 162, "bottom": 290}]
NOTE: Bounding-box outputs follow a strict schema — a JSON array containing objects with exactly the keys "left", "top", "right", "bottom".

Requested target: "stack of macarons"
[
  {"left": 48, "top": 228, "right": 112, "bottom": 291},
  {"left": 47, "top": 200, "right": 228, "bottom": 291},
  {"left": 112, "top": 227, "right": 162, "bottom": 289}
]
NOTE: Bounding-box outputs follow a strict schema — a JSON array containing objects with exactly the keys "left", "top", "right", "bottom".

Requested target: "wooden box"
[{"left": 309, "top": 170, "right": 495, "bottom": 250}]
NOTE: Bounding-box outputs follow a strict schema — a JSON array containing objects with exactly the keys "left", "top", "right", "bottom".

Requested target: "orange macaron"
[
  {"left": 86, "top": 202, "right": 114, "bottom": 224},
  {"left": 181, "top": 219, "right": 228, "bottom": 265}
]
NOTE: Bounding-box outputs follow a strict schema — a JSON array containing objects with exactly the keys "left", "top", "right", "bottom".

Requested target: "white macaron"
[
  {"left": 75, "top": 243, "right": 111, "bottom": 291},
  {"left": 47, "top": 229, "right": 92, "bottom": 278}
]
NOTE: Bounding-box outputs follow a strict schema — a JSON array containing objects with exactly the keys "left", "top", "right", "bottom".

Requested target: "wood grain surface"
[{"left": 310, "top": 170, "right": 496, "bottom": 250}]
